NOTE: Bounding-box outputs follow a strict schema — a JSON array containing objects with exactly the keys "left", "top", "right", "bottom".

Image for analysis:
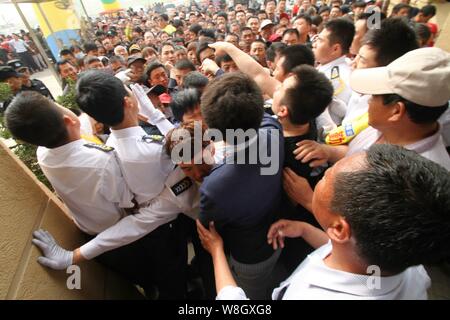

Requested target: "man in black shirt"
[
  {"left": 272, "top": 65, "right": 333, "bottom": 273},
  {"left": 0, "top": 66, "right": 23, "bottom": 112},
  {"left": 8, "top": 59, "right": 53, "bottom": 100}
]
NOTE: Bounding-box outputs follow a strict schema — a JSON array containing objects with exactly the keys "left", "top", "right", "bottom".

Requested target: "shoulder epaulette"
[{"left": 84, "top": 143, "right": 114, "bottom": 153}]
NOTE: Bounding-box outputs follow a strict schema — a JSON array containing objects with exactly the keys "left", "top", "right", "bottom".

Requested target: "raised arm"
[
  {"left": 209, "top": 42, "right": 280, "bottom": 98},
  {"left": 131, "top": 84, "right": 174, "bottom": 136}
]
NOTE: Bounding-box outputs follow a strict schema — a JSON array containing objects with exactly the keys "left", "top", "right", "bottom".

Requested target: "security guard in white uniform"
[
  {"left": 318, "top": 56, "right": 352, "bottom": 125},
  {"left": 5, "top": 90, "right": 197, "bottom": 299}
]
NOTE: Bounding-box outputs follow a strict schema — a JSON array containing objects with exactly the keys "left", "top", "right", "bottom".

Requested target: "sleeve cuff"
[
  {"left": 79, "top": 239, "right": 102, "bottom": 260},
  {"left": 216, "top": 286, "right": 249, "bottom": 300}
]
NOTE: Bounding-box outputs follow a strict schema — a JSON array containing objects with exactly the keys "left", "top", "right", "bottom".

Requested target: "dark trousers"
[
  {"left": 88, "top": 216, "right": 188, "bottom": 300},
  {"left": 17, "top": 51, "right": 38, "bottom": 72},
  {"left": 179, "top": 214, "right": 217, "bottom": 300}
]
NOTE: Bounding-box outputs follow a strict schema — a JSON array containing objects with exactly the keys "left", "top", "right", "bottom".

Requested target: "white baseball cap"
[
  {"left": 259, "top": 19, "right": 275, "bottom": 32},
  {"left": 350, "top": 47, "right": 450, "bottom": 107}
]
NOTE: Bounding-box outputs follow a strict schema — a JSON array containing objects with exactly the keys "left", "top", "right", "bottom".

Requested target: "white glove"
[
  {"left": 32, "top": 229, "right": 73, "bottom": 270},
  {"left": 201, "top": 58, "right": 220, "bottom": 76},
  {"left": 130, "top": 84, "right": 166, "bottom": 125},
  {"left": 115, "top": 68, "right": 131, "bottom": 84}
]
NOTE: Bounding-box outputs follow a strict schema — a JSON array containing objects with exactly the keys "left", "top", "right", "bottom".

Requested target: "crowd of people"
[{"left": 1, "top": 0, "right": 450, "bottom": 300}]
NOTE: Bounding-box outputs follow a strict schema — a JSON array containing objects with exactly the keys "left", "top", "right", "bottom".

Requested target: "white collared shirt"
[
  {"left": 79, "top": 166, "right": 200, "bottom": 260},
  {"left": 217, "top": 242, "right": 431, "bottom": 300},
  {"left": 107, "top": 126, "right": 174, "bottom": 205},
  {"left": 318, "top": 56, "right": 353, "bottom": 125},
  {"left": 9, "top": 39, "right": 28, "bottom": 53},
  {"left": 37, "top": 139, "right": 134, "bottom": 235},
  {"left": 347, "top": 125, "right": 450, "bottom": 170},
  {"left": 318, "top": 56, "right": 352, "bottom": 104},
  {"left": 342, "top": 92, "right": 370, "bottom": 124}
]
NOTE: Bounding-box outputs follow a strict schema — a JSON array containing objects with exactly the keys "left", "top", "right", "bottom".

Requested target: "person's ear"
[
  {"left": 123, "top": 95, "right": 134, "bottom": 111},
  {"left": 388, "top": 101, "right": 406, "bottom": 122},
  {"left": 63, "top": 114, "right": 78, "bottom": 128},
  {"left": 277, "top": 105, "right": 289, "bottom": 118},
  {"left": 325, "top": 216, "right": 351, "bottom": 244},
  {"left": 332, "top": 43, "right": 341, "bottom": 56}
]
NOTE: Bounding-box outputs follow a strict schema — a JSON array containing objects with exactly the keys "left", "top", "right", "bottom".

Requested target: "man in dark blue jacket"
[{"left": 166, "top": 73, "right": 284, "bottom": 299}]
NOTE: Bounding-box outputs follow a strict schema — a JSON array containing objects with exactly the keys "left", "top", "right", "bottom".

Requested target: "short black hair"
[
  {"left": 331, "top": 144, "right": 450, "bottom": 273},
  {"left": 215, "top": 54, "right": 234, "bottom": 67},
  {"left": 5, "top": 91, "right": 68, "bottom": 148},
  {"left": 279, "top": 44, "right": 315, "bottom": 72},
  {"left": 182, "top": 71, "right": 209, "bottom": 91},
  {"left": 324, "top": 18, "right": 355, "bottom": 54},
  {"left": 174, "top": 59, "right": 196, "bottom": 71},
  {"left": 311, "top": 15, "right": 323, "bottom": 27},
  {"left": 294, "top": 13, "right": 312, "bottom": 25},
  {"left": 282, "top": 28, "right": 300, "bottom": 39},
  {"left": 170, "top": 88, "right": 201, "bottom": 122},
  {"left": 319, "top": 6, "right": 331, "bottom": 14},
  {"left": 83, "top": 42, "right": 98, "bottom": 54},
  {"left": 240, "top": 26, "right": 253, "bottom": 34},
  {"left": 76, "top": 70, "right": 127, "bottom": 127},
  {"left": 201, "top": 72, "right": 264, "bottom": 140},
  {"left": 55, "top": 59, "right": 75, "bottom": 73},
  {"left": 281, "top": 65, "right": 333, "bottom": 125},
  {"left": 413, "top": 23, "right": 431, "bottom": 45},
  {"left": 419, "top": 4, "right": 436, "bottom": 17},
  {"left": 391, "top": 3, "right": 411, "bottom": 15},
  {"left": 159, "top": 41, "right": 175, "bottom": 54},
  {"left": 189, "top": 23, "right": 203, "bottom": 35},
  {"left": 145, "top": 61, "right": 166, "bottom": 85},
  {"left": 353, "top": 1, "right": 366, "bottom": 9},
  {"left": 363, "top": 18, "right": 419, "bottom": 66},
  {"left": 85, "top": 56, "right": 101, "bottom": 66},
  {"left": 266, "top": 42, "right": 287, "bottom": 62},
  {"left": 59, "top": 49, "right": 74, "bottom": 57},
  {"left": 381, "top": 94, "right": 448, "bottom": 124},
  {"left": 198, "top": 28, "right": 216, "bottom": 40},
  {"left": 160, "top": 13, "right": 169, "bottom": 22},
  {"left": 196, "top": 40, "right": 214, "bottom": 63},
  {"left": 217, "top": 12, "right": 228, "bottom": 20}
]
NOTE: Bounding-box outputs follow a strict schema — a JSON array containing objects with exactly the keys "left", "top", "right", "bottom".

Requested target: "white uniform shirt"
[
  {"left": 318, "top": 56, "right": 353, "bottom": 124},
  {"left": 9, "top": 39, "right": 28, "bottom": 53},
  {"left": 79, "top": 166, "right": 200, "bottom": 260},
  {"left": 217, "top": 242, "right": 431, "bottom": 300},
  {"left": 37, "top": 139, "right": 134, "bottom": 235},
  {"left": 106, "top": 126, "right": 174, "bottom": 205},
  {"left": 347, "top": 125, "right": 450, "bottom": 170},
  {"left": 342, "top": 92, "right": 370, "bottom": 124}
]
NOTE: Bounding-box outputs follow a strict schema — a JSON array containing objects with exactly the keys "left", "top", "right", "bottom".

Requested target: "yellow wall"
[{"left": 0, "top": 141, "right": 141, "bottom": 300}]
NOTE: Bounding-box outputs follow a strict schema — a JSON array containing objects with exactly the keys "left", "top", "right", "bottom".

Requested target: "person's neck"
[
  {"left": 67, "top": 130, "right": 82, "bottom": 143},
  {"left": 325, "top": 241, "right": 396, "bottom": 276},
  {"left": 282, "top": 120, "right": 310, "bottom": 137},
  {"left": 111, "top": 115, "right": 139, "bottom": 131},
  {"left": 299, "top": 33, "right": 308, "bottom": 44},
  {"left": 320, "top": 54, "right": 344, "bottom": 66},
  {"left": 324, "top": 242, "right": 369, "bottom": 275},
  {"left": 380, "top": 122, "right": 439, "bottom": 146}
]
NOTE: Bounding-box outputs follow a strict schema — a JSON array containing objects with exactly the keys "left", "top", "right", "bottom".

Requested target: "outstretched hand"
[
  {"left": 196, "top": 220, "right": 223, "bottom": 256},
  {"left": 32, "top": 229, "right": 73, "bottom": 270}
]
